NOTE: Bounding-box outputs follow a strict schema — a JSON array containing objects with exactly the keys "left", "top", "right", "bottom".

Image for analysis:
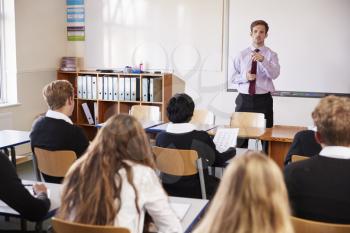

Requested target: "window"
[{"left": 0, "top": 0, "right": 17, "bottom": 105}]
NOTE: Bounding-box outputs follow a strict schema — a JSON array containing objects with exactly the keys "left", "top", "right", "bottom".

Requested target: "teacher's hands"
[
  {"left": 251, "top": 51, "right": 264, "bottom": 62},
  {"left": 246, "top": 72, "right": 256, "bottom": 81}
]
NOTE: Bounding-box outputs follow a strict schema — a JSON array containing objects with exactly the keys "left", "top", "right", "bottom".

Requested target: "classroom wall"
[
  {"left": 67, "top": 0, "right": 319, "bottom": 127},
  {"left": 0, "top": 0, "right": 66, "bottom": 131},
  {"left": 2, "top": 0, "right": 319, "bottom": 140}
]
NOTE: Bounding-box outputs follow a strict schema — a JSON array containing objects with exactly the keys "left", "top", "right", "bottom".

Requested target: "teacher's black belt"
[{"left": 239, "top": 92, "right": 271, "bottom": 97}]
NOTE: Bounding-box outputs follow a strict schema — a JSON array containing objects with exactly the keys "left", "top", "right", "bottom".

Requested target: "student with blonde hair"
[
  {"left": 57, "top": 114, "right": 182, "bottom": 233},
  {"left": 285, "top": 95, "right": 350, "bottom": 223},
  {"left": 30, "top": 80, "right": 89, "bottom": 183},
  {"left": 194, "top": 152, "right": 294, "bottom": 233}
]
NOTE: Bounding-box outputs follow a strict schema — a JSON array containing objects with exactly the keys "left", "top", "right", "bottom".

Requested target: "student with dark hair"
[
  {"left": 156, "top": 93, "right": 235, "bottom": 199},
  {"left": 285, "top": 96, "right": 350, "bottom": 223},
  {"left": 0, "top": 152, "right": 50, "bottom": 229},
  {"left": 284, "top": 129, "right": 322, "bottom": 165},
  {"left": 30, "top": 80, "right": 89, "bottom": 183}
]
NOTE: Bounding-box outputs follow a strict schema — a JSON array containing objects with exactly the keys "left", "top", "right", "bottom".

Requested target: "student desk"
[
  {"left": 0, "top": 130, "right": 31, "bottom": 167},
  {"left": 208, "top": 126, "right": 266, "bottom": 150},
  {"left": 0, "top": 180, "right": 61, "bottom": 232},
  {"left": 210, "top": 125, "right": 306, "bottom": 169},
  {"left": 260, "top": 125, "right": 307, "bottom": 169},
  {"left": 0, "top": 180, "right": 208, "bottom": 233}
]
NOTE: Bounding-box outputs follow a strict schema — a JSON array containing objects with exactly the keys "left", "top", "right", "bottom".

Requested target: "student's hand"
[
  {"left": 33, "top": 183, "right": 47, "bottom": 194},
  {"left": 251, "top": 51, "right": 264, "bottom": 62},
  {"left": 246, "top": 72, "right": 256, "bottom": 81}
]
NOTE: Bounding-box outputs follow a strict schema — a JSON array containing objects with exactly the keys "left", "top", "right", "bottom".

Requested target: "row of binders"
[{"left": 77, "top": 75, "right": 162, "bottom": 102}]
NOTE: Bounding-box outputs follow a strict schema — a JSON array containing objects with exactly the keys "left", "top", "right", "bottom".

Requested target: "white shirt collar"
[
  {"left": 166, "top": 123, "right": 196, "bottom": 134},
  {"left": 319, "top": 146, "right": 350, "bottom": 159},
  {"left": 46, "top": 110, "right": 73, "bottom": 125},
  {"left": 250, "top": 45, "right": 266, "bottom": 52}
]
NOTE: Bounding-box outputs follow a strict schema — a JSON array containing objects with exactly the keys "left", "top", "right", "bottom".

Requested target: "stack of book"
[{"left": 60, "top": 57, "right": 81, "bottom": 72}]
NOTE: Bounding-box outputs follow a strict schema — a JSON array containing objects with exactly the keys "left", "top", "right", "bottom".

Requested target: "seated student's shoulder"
[
  {"left": 121, "top": 161, "right": 160, "bottom": 189},
  {"left": 284, "top": 156, "right": 318, "bottom": 178}
]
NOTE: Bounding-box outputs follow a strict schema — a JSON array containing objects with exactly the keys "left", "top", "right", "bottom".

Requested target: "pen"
[{"left": 23, "top": 184, "right": 33, "bottom": 186}]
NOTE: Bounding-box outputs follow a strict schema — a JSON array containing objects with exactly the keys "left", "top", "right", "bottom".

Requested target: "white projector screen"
[{"left": 227, "top": 0, "right": 350, "bottom": 96}]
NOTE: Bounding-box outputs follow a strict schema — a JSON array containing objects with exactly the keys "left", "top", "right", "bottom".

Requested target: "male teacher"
[{"left": 231, "top": 20, "right": 280, "bottom": 148}]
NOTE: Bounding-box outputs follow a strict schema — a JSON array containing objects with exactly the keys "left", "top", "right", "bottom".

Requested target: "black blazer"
[
  {"left": 285, "top": 155, "right": 350, "bottom": 224},
  {"left": 284, "top": 130, "right": 321, "bottom": 165},
  {"left": 30, "top": 116, "right": 89, "bottom": 183},
  {"left": 0, "top": 152, "right": 50, "bottom": 222}
]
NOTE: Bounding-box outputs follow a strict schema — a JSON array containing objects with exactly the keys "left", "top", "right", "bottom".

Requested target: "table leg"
[
  {"left": 268, "top": 141, "right": 292, "bottom": 169},
  {"left": 35, "top": 221, "right": 43, "bottom": 233},
  {"left": 10, "top": 146, "right": 16, "bottom": 168},
  {"left": 20, "top": 218, "right": 27, "bottom": 232},
  {"left": 255, "top": 139, "right": 259, "bottom": 151}
]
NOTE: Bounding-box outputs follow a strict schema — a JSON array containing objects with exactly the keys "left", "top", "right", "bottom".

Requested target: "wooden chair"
[
  {"left": 152, "top": 146, "right": 207, "bottom": 199},
  {"left": 52, "top": 217, "right": 130, "bottom": 233},
  {"left": 230, "top": 112, "right": 265, "bottom": 128},
  {"left": 33, "top": 148, "right": 77, "bottom": 181},
  {"left": 129, "top": 105, "right": 160, "bottom": 122},
  {"left": 291, "top": 154, "right": 309, "bottom": 163},
  {"left": 230, "top": 112, "right": 265, "bottom": 150},
  {"left": 291, "top": 216, "right": 350, "bottom": 233},
  {"left": 190, "top": 109, "right": 215, "bottom": 125}
]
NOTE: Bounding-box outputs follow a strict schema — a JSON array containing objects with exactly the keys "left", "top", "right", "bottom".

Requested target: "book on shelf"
[
  {"left": 108, "top": 76, "right": 114, "bottom": 100},
  {"left": 77, "top": 76, "right": 83, "bottom": 98},
  {"left": 86, "top": 75, "right": 92, "bottom": 99},
  {"left": 59, "top": 57, "right": 82, "bottom": 72},
  {"left": 142, "top": 78, "right": 149, "bottom": 101},
  {"left": 119, "top": 78, "right": 125, "bottom": 100},
  {"left": 103, "top": 76, "right": 109, "bottom": 100},
  {"left": 124, "top": 77, "right": 131, "bottom": 101},
  {"left": 213, "top": 128, "right": 239, "bottom": 153},
  {"left": 91, "top": 76, "right": 97, "bottom": 100},
  {"left": 98, "top": 77, "right": 103, "bottom": 100},
  {"left": 113, "top": 77, "right": 119, "bottom": 100},
  {"left": 130, "top": 77, "right": 140, "bottom": 101},
  {"left": 93, "top": 102, "right": 98, "bottom": 124},
  {"left": 149, "top": 78, "right": 162, "bottom": 102},
  {"left": 81, "top": 103, "right": 94, "bottom": 125}
]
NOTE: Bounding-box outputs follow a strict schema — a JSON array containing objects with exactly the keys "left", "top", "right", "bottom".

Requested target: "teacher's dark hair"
[
  {"left": 250, "top": 20, "right": 269, "bottom": 33},
  {"left": 166, "top": 93, "right": 195, "bottom": 123}
]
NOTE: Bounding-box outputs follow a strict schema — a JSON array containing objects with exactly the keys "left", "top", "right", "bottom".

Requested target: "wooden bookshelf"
[{"left": 57, "top": 71, "right": 185, "bottom": 139}]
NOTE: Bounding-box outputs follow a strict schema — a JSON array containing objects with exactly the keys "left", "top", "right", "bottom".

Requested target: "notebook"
[
  {"left": 213, "top": 128, "right": 239, "bottom": 153},
  {"left": 170, "top": 203, "right": 191, "bottom": 220}
]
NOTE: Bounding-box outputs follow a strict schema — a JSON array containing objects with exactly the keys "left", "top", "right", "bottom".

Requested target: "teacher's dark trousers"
[{"left": 235, "top": 92, "right": 273, "bottom": 150}]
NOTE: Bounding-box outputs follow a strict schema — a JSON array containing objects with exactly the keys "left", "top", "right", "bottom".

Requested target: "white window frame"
[{"left": 0, "top": 0, "right": 17, "bottom": 106}]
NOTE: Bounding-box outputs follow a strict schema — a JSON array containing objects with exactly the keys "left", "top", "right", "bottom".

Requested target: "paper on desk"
[
  {"left": 170, "top": 203, "right": 191, "bottom": 220},
  {"left": 213, "top": 128, "right": 239, "bottom": 153}
]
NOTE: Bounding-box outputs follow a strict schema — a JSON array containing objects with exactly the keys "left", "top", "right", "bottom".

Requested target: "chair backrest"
[
  {"left": 291, "top": 154, "right": 309, "bottom": 163},
  {"left": 34, "top": 148, "right": 77, "bottom": 177},
  {"left": 52, "top": 217, "right": 130, "bottom": 233},
  {"left": 230, "top": 112, "right": 265, "bottom": 128},
  {"left": 152, "top": 146, "right": 207, "bottom": 199},
  {"left": 152, "top": 146, "right": 198, "bottom": 176},
  {"left": 190, "top": 109, "right": 215, "bottom": 125},
  {"left": 291, "top": 216, "right": 350, "bottom": 233},
  {"left": 129, "top": 105, "right": 160, "bottom": 121}
]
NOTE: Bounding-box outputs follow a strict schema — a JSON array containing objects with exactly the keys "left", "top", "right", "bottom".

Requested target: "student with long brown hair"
[
  {"left": 57, "top": 114, "right": 182, "bottom": 233},
  {"left": 194, "top": 152, "right": 294, "bottom": 233}
]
